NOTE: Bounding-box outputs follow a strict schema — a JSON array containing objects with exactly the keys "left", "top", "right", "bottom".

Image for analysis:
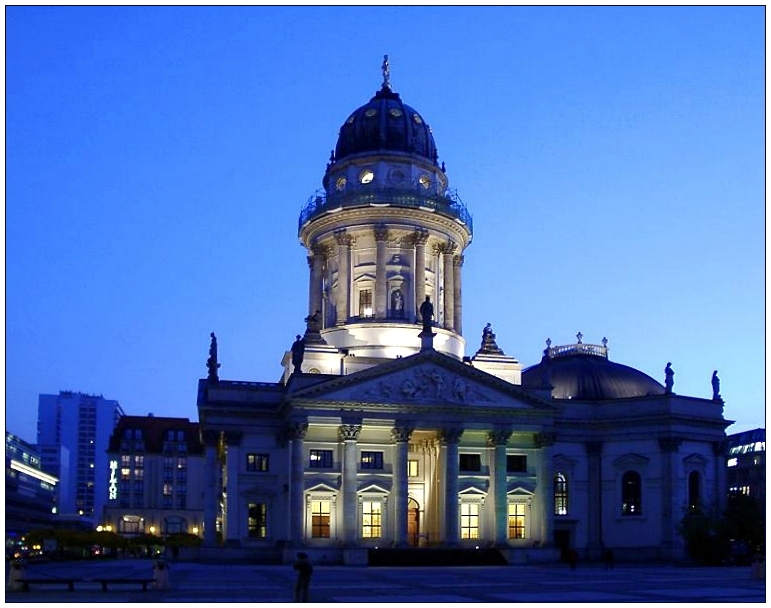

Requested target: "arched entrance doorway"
[{"left": 407, "top": 498, "right": 420, "bottom": 547}]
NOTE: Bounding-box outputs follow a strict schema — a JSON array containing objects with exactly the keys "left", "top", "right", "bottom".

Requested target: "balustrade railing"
[
  {"left": 547, "top": 343, "right": 608, "bottom": 359},
  {"left": 299, "top": 185, "right": 473, "bottom": 234}
]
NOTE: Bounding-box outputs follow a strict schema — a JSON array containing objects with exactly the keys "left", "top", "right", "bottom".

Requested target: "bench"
[
  {"left": 93, "top": 578, "right": 156, "bottom": 591},
  {"left": 17, "top": 578, "right": 81, "bottom": 592}
]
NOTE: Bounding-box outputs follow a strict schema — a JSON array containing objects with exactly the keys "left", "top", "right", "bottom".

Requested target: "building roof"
[
  {"left": 108, "top": 415, "right": 203, "bottom": 454},
  {"left": 521, "top": 339, "right": 665, "bottom": 401},
  {"left": 333, "top": 83, "right": 439, "bottom": 165}
]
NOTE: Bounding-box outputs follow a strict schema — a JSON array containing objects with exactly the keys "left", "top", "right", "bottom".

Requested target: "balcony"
[{"left": 299, "top": 185, "right": 473, "bottom": 235}]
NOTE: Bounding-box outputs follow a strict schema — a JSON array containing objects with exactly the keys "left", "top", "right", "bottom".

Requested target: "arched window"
[
  {"left": 554, "top": 472, "right": 568, "bottom": 515},
  {"left": 688, "top": 471, "right": 701, "bottom": 510},
  {"left": 621, "top": 471, "right": 642, "bottom": 515}
]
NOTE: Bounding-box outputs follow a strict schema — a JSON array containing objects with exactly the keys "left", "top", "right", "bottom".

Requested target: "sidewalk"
[{"left": 5, "top": 558, "right": 766, "bottom": 603}]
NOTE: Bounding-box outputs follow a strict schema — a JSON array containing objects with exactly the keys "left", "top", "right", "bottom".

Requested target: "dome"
[
  {"left": 521, "top": 341, "right": 665, "bottom": 401},
  {"left": 334, "top": 83, "right": 439, "bottom": 164}
]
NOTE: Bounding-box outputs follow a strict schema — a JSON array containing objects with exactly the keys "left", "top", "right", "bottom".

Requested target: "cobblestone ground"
[{"left": 5, "top": 558, "right": 766, "bottom": 603}]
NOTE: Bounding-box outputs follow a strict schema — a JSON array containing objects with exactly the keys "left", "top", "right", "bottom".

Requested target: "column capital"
[
  {"left": 435, "top": 241, "right": 458, "bottom": 255},
  {"left": 411, "top": 228, "right": 429, "bottom": 247},
  {"left": 374, "top": 224, "right": 389, "bottom": 242},
  {"left": 440, "top": 427, "right": 464, "bottom": 445},
  {"left": 534, "top": 431, "right": 557, "bottom": 448},
  {"left": 339, "top": 423, "right": 362, "bottom": 441},
  {"left": 487, "top": 429, "right": 512, "bottom": 447},
  {"left": 391, "top": 424, "right": 414, "bottom": 443},
  {"left": 453, "top": 254, "right": 464, "bottom": 267},
  {"left": 284, "top": 421, "right": 309, "bottom": 441},
  {"left": 658, "top": 436, "right": 683, "bottom": 452},
  {"left": 334, "top": 229, "right": 354, "bottom": 247},
  {"left": 201, "top": 429, "right": 220, "bottom": 447},
  {"left": 585, "top": 440, "right": 604, "bottom": 456},
  {"left": 224, "top": 431, "right": 243, "bottom": 446},
  {"left": 311, "top": 243, "right": 329, "bottom": 257}
]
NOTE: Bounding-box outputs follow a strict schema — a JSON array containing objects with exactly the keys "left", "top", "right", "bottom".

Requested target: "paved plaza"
[{"left": 5, "top": 558, "right": 766, "bottom": 603}]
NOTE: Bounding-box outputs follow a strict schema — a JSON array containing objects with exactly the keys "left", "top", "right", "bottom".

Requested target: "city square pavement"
[{"left": 5, "top": 557, "right": 766, "bottom": 603}]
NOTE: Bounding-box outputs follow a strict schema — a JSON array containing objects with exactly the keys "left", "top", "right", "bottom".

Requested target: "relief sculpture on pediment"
[{"left": 353, "top": 369, "right": 492, "bottom": 403}]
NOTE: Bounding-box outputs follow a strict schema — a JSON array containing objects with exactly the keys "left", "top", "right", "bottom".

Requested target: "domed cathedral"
[{"left": 196, "top": 59, "right": 730, "bottom": 567}]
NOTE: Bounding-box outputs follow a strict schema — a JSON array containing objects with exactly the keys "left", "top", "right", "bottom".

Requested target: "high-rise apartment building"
[{"left": 37, "top": 391, "right": 124, "bottom": 526}]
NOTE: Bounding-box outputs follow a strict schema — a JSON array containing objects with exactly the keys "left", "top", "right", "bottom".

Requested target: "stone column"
[
  {"left": 534, "top": 432, "right": 556, "bottom": 546},
  {"left": 334, "top": 230, "right": 353, "bottom": 325},
  {"left": 441, "top": 242, "right": 456, "bottom": 331},
  {"left": 413, "top": 229, "right": 429, "bottom": 324},
  {"left": 712, "top": 439, "right": 728, "bottom": 511},
  {"left": 201, "top": 430, "right": 219, "bottom": 546},
  {"left": 374, "top": 225, "right": 388, "bottom": 319},
  {"left": 391, "top": 424, "right": 414, "bottom": 546},
  {"left": 223, "top": 431, "right": 243, "bottom": 544},
  {"left": 441, "top": 427, "right": 464, "bottom": 545},
  {"left": 309, "top": 244, "right": 326, "bottom": 319},
  {"left": 488, "top": 429, "right": 512, "bottom": 546},
  {"left": 586, "top": 440, "right": 603, "bottom": 559},
  {"left": 453, "top": 254, "right": 464, "bottom": 335},
  {"left": 286, "top": 421, "right": 309, "bottom": 545},
  {"left": 340, "top": 422, "right": 362, "bottom": 546},
  {"left": 659, "top": 436, "right": 682, "bottom": 559}
]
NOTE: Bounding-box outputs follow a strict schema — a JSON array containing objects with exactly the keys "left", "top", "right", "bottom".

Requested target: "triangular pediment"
[
  {"left": 508, "top": 485, "right": 535, "bottom": 496},
  {"left": 613, "top": 453, "right": 650, "bottom": 468},
  {"left": 358, "top": 482, "right": 390, "bottom": 494},
  {"left": 288, "top": 349, "right": 553, "bottom": 412},
  {"left": 683, "top": 453, "right": 709, "bottom": 466},
  {"left": 459, "top": 485, "right": 488, "bottom": 496}
]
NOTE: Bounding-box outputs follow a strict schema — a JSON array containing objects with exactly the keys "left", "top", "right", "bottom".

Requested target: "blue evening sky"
[{"left": 5, "top": 6, "right": 766, "bottom": 443}]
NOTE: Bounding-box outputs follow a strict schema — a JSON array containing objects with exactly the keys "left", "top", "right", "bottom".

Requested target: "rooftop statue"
[
  {"left": 711, "top": 370, "right": 722, "bottom": 401},
  {"left": 664, "top": 362, "right": 674, "bottom": 394},
  {"left": 291, "top": 334, "right": 306, "bottom": 374},
  {"left": 478, "top": 323, "right": 504, "bottom": 355},
  {"left": 303, "top": 310, "right": 327, "bottom": 345},
  {"left": 419, "top": 296, "right": 434, "bottom": 335},
  {"left": 207, "top": 332, "right": 221, "bottom": 383}
]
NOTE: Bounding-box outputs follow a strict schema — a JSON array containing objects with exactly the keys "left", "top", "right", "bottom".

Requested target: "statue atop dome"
[{"left": 382, "top": 54, "right": 391, "bottom": 89}]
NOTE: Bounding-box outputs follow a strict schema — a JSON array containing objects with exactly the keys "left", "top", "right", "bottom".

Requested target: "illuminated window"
[
  {"left": 361, "top": 501, "right": 382, "bottom": 538},
  {"left": 163, "top": 483, "right": 173, "bottom": 496},
  {"left": 311, "top": 500, "right": 331, "bottom": 538},
  {"left": 359, "top": 289, "right": 373, "bottom": 317},
  {"left": 408, "top": 460, "right": 419, "bottom": 477},
  {"left": 460, "top": 502, "right": 480, "bottom": 539},
  {"left": 508, "top": 503, "right": 526, "bottom": 538},
  {"left": 359, "top": 169, "right": 374, "bottom": 184},
  {"left": 360, "top": 451, "right": 383, "bottom": 470},
  {"left": 621, "top": 471, "right": 642, "bottom": 515},
  {"left": 554, "top": 472, "right": 568, "bottom": 515},
  {"left": 310, "top": 450, "right": 333, "bottom": 468},
  {"left": 247, "top": 453, "right": 270, "bottom": 472},
  {"left": 248, "top": 503, "right": 267, "bottom": 538},
  {"left": 727, "top": 458, "right": 738, "bottom": 467}
]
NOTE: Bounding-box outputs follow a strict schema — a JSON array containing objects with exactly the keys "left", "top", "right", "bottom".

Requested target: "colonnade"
[{"left": 305, "top": 227, "right": 464, "bottom": 330}]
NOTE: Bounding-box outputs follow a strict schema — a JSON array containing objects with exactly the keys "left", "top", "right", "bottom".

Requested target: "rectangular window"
[
  {"left": 248, "top": 503, "right": 267, "bottom": 538},
  {"left": 163, "top": 483, "right": 173, "bottom": 496},
  {"left": 311, "top": 500, "right": 331, "bottom": 538},
  {"left": 360, "top": 451, "right": 383, "bottom": 470},
  {"left": 508, "top": 503, "right": 526, "bottom": 538},
  {"left": 134, "top": 455, "right": 144, "bottom": 468},
  {"left": 361, "top": 501, "right": 382, "bottom": 538},
  {"left": 554, "top": 473, "right": 568, "bottom": 516},
  {"left": 133, "top": 468, "right": 144, "bottom": 480},
  {"left": 247, "top": 453, "right": 270, "bottom": 472},
  {"left": 408, "top": 460, "right": 419, "bottom": 477},
  {"left": 460, "top": 502, "right": 480, "bottom": 539},
  {"left": 459, "top": 453, "right": 481, "bottom": 472},
  {"left": 359, "top": 289, "right": 373, "bottom": 317},
  {"left": 310, "top": 450, "right": 333, "bottom": 469},
  {"left": 507, "top": 455, "right": 527, "bottom": 473}
]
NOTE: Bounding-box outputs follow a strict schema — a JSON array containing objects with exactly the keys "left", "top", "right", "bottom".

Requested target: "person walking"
[{"left": 293, "top": 552, "right": 313, "bottom": 602}]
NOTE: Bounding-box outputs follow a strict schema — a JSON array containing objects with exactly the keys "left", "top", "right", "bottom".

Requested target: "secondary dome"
[
  {"left": 521, "top": 338, "right": 666, "bottom": 400},
  {"left": 334, "top": 83, "right": 439, "bottom": 164}
]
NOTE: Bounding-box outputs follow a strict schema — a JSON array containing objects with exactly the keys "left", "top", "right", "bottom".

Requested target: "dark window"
[
  {"left": 310, "top": 450, "right": 333, "bottom": 468},
  {"left": 248, "top": 503, "right": 267, "bottom": 538},
  {"left": 621, "top": 470, "right": 642, "bottom": 515},
  {"left": 507, "top": 455, "right": 527, "bottom": 473},
  {"left": 247, "top": 453, "right": 270, "bottom": 472},
  {"left": 688, "top": 471, "right": 701, "bottom": 510},
  {"left": 390, "top": 289, "right": 405, "bottom": 318},
  {"left": 554, "top": 472, "right": 568, "bottom": 515},
  {"left": 360, "top": 451, "right": 383, "bottom": 470},
  {"left": 459, "top": 453, "right": 481, "bottom": 472}
]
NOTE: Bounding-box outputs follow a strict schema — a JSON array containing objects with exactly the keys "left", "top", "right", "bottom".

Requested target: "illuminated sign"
[{"left": 109, "top": 460, "right": 118, "bottom": 500}]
